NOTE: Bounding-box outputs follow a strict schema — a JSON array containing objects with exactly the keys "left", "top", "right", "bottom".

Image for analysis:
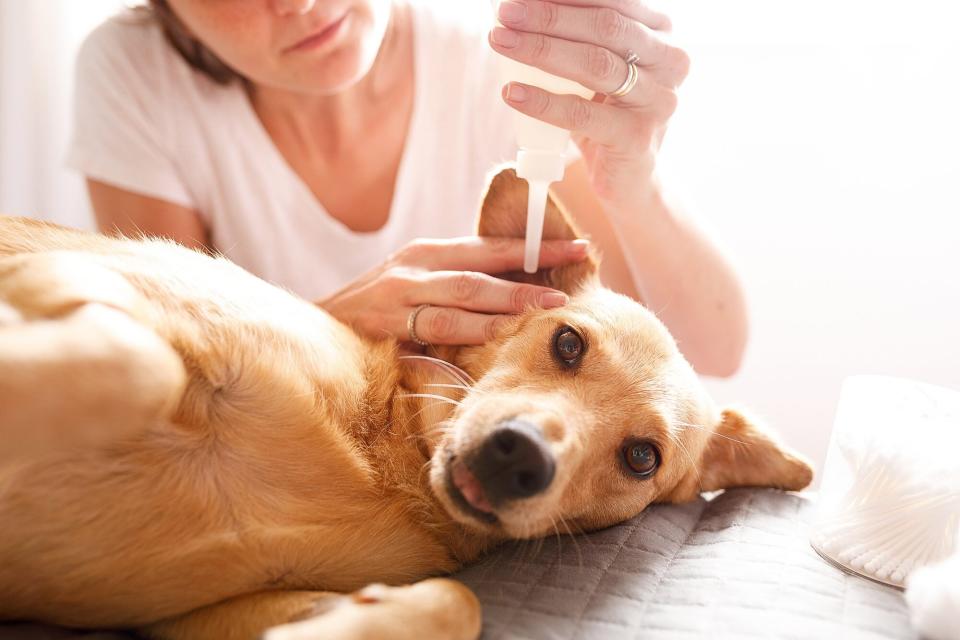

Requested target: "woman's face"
[{"left": 166, "top": 0, "right": 392, "bottom": 94}]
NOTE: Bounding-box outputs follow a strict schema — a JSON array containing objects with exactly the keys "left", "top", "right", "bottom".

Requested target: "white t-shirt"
[{"left": 67, "top": 2, "right": 523, "bottom": 302}]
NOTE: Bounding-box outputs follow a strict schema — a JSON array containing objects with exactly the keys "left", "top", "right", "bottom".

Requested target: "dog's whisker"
[
  {"left": 527, "top": 531, "right": 545, "bottom": 561},
  {"left": 398, "top": 355, "right": 470, "bottom": 387},
  {"left": 649, "top": 297, "right": 674, "bottom": 321},
  {"left": 411, "top": 423, "right": 452, "bottom": 444},
  {"left": 511, "top": 530, "right": 542, "bottom": 569},
  {"left": 404, "top": 422, "right": 450, "bottom": 446},
  {"left": 415, "top": 457, "right": 436, "bottom": 484},
  {"left": 550, "top": 517, "right": 563, "bottom": 566},
  {"left": 669, "top": 430, "right": 704, "bottom": 491},
  {"left": 517, "top": 538, "right": 530, "bottom": 564},
  {"left": 433, "top": 360, "right": 475, "bottom": 386},
  {"left": 400, "top": 397, "right": 456, "bottom": 436},
  {"left": 416, "top": 419, "right": 452, "bottom": 436},
  {"left": 558, "top": 516, "right": 584, "bottom": 569},
  {"left": 404, "top": 423, "right": 452, "bottom": 457},
  {"left": 422, "top": 383, "right": 471, "bottom": 395},
  {"left": 674, "top": 420, "right": 750, "bottom": 446},
  {"left": 507, "top": 539, "right": 526, "bottom": 575},
  {"left": 560, "top": 514, "right": 590, "bottom": 539},
  {"left": 396, "top": 393, "right": 462, "bottom": 407},
  {"left": 398, "top": 355, "right": 476, "bottom": 387}
]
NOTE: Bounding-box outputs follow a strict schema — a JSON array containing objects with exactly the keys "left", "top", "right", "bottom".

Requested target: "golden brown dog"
[{"left": 0, "top": 168, "right": 812, "bottom": 639}]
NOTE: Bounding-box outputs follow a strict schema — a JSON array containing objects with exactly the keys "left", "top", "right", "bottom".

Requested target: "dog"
[{"left": 0, "top": 167, "right": 812, "bottom": 639}]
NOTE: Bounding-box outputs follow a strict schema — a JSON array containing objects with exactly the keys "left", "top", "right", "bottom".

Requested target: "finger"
[
  {"left": 498, "top": 1, "right": 646, "bottom": 61},
  {"left": 498, "top": 1, "right": 688, "bottom": 82},
  {"left": 402, "top": 237, "right": 589, "bottom": 272},
  {"left": 411, "top": 306, "right": 509, "bottom": 346},
  {"left": 534, "top": 0, "right": 673, "bottom": 32},
  {"left": 490, "top": 26, "right": 686, "bottom": 92},
  {"left": 503, "top": 82, "right": 674, "bottom": 147},
  {"left": 417, "top": 271, "right": 568, "bottom": 314}
]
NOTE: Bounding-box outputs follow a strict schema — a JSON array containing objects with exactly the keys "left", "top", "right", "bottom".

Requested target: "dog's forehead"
[
  {"left": 570, "top": 287, "right": 662, "bottom": 325},
  {"left": 569, "top": 288, "right": 676, "bottom": 358}
]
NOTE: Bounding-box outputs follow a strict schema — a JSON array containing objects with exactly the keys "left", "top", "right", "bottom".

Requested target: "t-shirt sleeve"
[{"left": 66, "top": 16, "right": 194, "bottom": 209}]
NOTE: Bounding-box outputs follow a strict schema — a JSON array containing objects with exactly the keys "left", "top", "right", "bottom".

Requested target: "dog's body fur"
[
  {"left": 0, "top": 218, "right": 487, "bottom": 638},
  {"left": 0, "top": 170, "right": 812, "bottom": 639}
]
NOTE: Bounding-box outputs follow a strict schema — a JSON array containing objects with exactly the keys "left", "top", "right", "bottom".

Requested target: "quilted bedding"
[
  {"left": 455, "top": 488, "right": 915, "bottom": 639},
  {"left": 1, "top": 489, "right": 914, "bottom": 639}
]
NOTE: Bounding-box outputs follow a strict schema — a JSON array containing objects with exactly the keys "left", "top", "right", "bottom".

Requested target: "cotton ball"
[{"left": 905, "top": 549, "right": 960, "bottom": 640}]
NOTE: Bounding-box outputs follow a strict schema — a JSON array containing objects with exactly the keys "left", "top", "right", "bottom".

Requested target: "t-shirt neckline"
[{"left": 235, "top": 4, "right": 425, "bottom": 242}]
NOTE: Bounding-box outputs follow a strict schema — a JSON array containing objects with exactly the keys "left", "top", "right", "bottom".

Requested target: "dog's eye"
[
  {"left": 622, "top": 440, "right": 660, "bottom": 478},
  {"left": 553, "top": 326, "right": 584, "bottom": 366}
]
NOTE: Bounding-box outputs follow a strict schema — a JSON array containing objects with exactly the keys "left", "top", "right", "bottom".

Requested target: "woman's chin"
[
  {"left": 256, "top": 4, "right": 393, "bottom": 97},
  {"left": 278, "top": 43, "right": 378, "bottom": 95}
]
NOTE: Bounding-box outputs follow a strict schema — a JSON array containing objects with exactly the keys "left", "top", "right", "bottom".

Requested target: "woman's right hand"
[{"left": 318, "top": 236, "right": 590, "bottom": 346}]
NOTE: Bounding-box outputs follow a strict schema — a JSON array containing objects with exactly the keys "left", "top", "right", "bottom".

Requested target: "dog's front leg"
[
  {"left": 142, "top": 590, "right": 331, "bottom": 640},
  {"left": 0, "top": 252, "right": 186, "bottom": 465},
  {"left": 143, "top": 579, "right": 481, "bottom": 640}
]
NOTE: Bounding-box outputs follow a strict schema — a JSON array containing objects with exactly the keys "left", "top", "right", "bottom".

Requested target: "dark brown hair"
[{"left": 147, "top": 0, "right": 241, "bottom": 85}]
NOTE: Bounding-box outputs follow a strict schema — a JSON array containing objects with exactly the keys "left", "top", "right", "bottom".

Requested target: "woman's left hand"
[{"left": 490, "top": 0, "right": 688, "bottom": 207}]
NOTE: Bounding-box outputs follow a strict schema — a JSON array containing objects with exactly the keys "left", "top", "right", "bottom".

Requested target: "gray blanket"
[
  {"left": 456, "top": 489, "right": 915, "bottom": 639},
  {"left": 1, "top": 489, "right": 914, "bottom": 639}
]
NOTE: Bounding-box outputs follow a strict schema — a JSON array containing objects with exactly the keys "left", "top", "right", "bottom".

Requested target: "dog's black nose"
[{"left": 474, "top": 420, "right": 555, "bottom": 503}]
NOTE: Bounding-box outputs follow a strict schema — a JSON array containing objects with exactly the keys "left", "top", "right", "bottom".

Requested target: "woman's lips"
[{"left": 284, "top": 11, "right": 350, "bottom": 54}]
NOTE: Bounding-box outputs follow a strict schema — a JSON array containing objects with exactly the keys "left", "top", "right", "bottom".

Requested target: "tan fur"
[{"left": 0, "top": 169, "right": 811, "bottom": 639}]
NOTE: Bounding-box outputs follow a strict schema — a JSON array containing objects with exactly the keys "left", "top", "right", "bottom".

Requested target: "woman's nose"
[{"left": 269, "top": 0, "right": 317, "bottom": 17}]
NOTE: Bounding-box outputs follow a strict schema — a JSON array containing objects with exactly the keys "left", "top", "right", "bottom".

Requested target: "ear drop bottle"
[{"left": 491, "top": 1, "right": 593, "bottom": 273}]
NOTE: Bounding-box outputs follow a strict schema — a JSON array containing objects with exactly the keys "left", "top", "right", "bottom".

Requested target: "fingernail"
[
  {"left": 505, "top": 82, "right": 528, "bottom": 103},
  {"left": 539, "top": 291, "right": 569, "bottom": 308},
  {"left": 491, "top": 26, "right": 519, "bottom": 48},
  {"left": 498, "top": 1, "right": 527, "bottom": 24},
  {"left": 570, "top": 239, "right": 590, "bottom": 253}
]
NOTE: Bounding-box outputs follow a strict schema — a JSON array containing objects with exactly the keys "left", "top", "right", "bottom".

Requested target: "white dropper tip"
[{"left": 524, "top": 180, "right": 549, "bottom": 273}]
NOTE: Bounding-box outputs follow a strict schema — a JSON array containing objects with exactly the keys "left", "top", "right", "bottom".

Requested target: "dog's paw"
[{"left": 263, "top": 579, "right": 481, "bottom": 640}]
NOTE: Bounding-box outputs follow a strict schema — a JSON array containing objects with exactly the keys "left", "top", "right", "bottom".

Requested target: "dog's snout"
[{"left": 475, "top": 420, "right": 555, "bottom": 503}]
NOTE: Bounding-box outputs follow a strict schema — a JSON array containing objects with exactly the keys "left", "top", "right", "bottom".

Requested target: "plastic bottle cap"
[{"left": 516, "top": 149, "right": 566, "bottom": 184}]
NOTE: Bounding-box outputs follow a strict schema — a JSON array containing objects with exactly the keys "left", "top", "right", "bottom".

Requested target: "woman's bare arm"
[
  {"left": 552, "top": 159, "right": 749, "bottom": 378},
  {"left": 86, "top": 179, "right": 210, "bottom": 250}
]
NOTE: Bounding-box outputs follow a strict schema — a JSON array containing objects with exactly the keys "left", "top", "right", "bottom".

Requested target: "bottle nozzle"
[
  {"left": 516, "top": 150, "right": 566, "bottom": 273},
  {"left": 524, "top": 180, "right": 550, "bottom": 273}
]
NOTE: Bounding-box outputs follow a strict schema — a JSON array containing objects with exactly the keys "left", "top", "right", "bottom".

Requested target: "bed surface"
[
  {"left": 455, "top": 488, "right": 915, "bottom": 640},
  {"left": 1, "top": 489, "right": 915, "bottom": 639}
]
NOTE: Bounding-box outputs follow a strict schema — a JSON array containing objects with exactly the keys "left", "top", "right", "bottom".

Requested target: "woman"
[{"left": 68, "top": 0, "right": 747, "bottom": 375}]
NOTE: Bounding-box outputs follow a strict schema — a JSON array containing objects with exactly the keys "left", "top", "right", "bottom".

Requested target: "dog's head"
[{"left": 427, "top": 168, "right": 812, "bottom": 539}]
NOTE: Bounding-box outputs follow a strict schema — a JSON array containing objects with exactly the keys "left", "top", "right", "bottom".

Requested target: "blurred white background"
[
  {"left": 0, "top": 0, "right": 122, "bottom": 225},
  {"left": 0, "top": 0, "right": 957, "bottom": 478},
  {"left": 660, "top": 1, "right": 960, "bottom": 481}
]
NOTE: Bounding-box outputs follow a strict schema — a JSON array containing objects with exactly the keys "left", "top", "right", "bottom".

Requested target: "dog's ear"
[
  {"left": 698, "top": 408, "right": 814, "bottom": 492},
  {"left": 477, "top": 166, "right": 598, "bottom": 295}
]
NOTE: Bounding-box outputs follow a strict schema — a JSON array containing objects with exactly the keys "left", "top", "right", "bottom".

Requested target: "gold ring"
[
  {"left": 407, "top": 304, "right": 430, "bottom": 347},
  {"left": 608, "top": 60, "right": 639, "bottom": 98}
]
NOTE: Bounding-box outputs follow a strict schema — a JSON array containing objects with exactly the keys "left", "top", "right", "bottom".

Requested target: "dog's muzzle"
[{"left": 473, "top": 419, "right": 555, "bottom": 504}]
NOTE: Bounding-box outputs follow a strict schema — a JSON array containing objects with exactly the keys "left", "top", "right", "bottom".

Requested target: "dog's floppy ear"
[
  {"left": 698, "top": 408, "right": 814, "bottom": 492},
  {"left": 477, "top": 166, "right": 598, "bottom": 295}
]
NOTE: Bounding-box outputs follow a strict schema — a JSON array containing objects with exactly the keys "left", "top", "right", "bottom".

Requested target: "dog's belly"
[{"left": 0, "top": 432, "right": 454, "bottom": 628}]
